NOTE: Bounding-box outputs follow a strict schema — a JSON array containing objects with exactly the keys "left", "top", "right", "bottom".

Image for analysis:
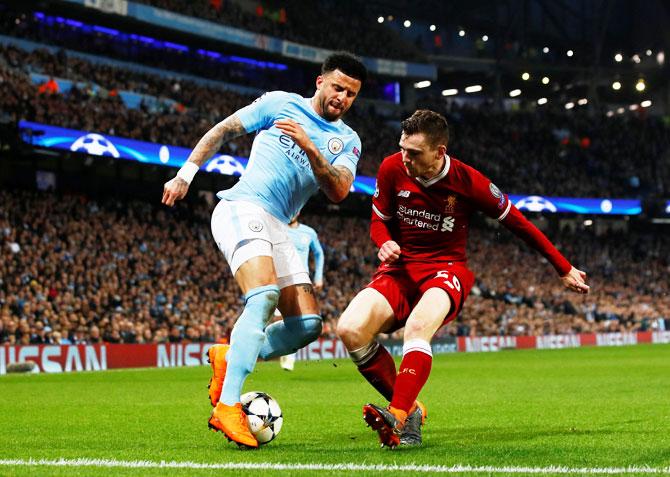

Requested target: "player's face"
[
  {"left": 399, "top": 132, "right": 446, "bottom": 178},
  {"left": 315, "top": 69, "right": 361, "bottom": 121}
]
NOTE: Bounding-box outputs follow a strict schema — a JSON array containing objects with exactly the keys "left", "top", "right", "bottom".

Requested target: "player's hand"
[
  {"left": 162, "top": 176, "right": 189, "bottom": 207},
  {"left": 274, "top": 119, "right": 314, "bottom": 152},
  {"left": 378, "top": 240, "right": 401, "bottom": 263},
  {"left": 314, "top": 280, "right": 324, "bottom": 292},
  {"left": 561, "top": 266, "right": 590, "bottom": 294}
]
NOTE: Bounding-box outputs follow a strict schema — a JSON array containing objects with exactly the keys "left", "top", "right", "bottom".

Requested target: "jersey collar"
[{"left": 415, "top": 154, "right": 451, "bottom": 187}]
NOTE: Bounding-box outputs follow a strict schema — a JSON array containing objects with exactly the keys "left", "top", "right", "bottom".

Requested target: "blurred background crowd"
[{"left": 1, "top": 0, "right": 669, "bottom": 347}]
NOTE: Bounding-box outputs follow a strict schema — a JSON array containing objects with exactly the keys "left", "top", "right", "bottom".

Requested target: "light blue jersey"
[
  {"left": 287, "top": 223, "right": 324, "bottom": 283},
  {"left": 217, "top": 91, "right": 362, "bottom": 223}
]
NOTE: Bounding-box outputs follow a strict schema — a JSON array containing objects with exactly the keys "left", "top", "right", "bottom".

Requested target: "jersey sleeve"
[
  {"left": 308, "top": 227, "right": 325, "bottom": 283},
  {"left": 370, "top": 157, "right": 396, "bottom": 248},
  {"left": 235, "top": 91, "right": 290, "bottom": 133},
  {"left": 462, "top": 165, "right": 511, "bottom": 221},
  {"left": 332, "top": 134, "right": 362, "bottom": 177}
]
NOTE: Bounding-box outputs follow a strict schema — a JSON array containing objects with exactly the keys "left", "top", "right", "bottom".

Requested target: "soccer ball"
[
  {"left": 241, "top": 391, "right": 283, "bottom": 444},
  {"left": 70, "top": 133, "right": 120, "bottom": 158}
]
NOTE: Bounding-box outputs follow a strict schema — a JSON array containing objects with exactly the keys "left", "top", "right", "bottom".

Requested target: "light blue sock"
[
  {"left": 258, "top": 314, "right": 322, "bottom": 360},
  {"left": 220, "top": 284, "right": 279, "bottom": 406}
]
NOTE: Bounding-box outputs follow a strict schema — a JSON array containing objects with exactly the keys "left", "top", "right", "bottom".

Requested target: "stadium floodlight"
[
  {"left": 567, "top": 49, "right": 574, "bottom": 57},
  {"left": 377, "top": 16, "right": 384, "bottom": 23},
  {"left": 441, "top": 88, "right": 458, "bottom": 96},
  {"left": 413, "top": 80, "right": 431, "bottom": 89},
  {"left": 641, "top": 100, "right": 652, "bottom": 108},
  {"left": 429, "top": 24, "right": 436, "bottom": 31},
  {"left": 578, "top": 98, "right": 588, "bottom": 105},
  {"left": 403, "top": 20, "right": 411, "bottom": 27},
  {"left": 614, "top": 53, "right": 623, "bottom": 62},
  {"left": 657, "top": 51, "right": 665, "bottom": 65},
  {"left": 635, "top": 79, "right": 646, "bottom": 92},
  {"left": 543, "top": 46, "right": 549, "bottom": 53},
  {"left": 632, "top": 54, "right": 641, "bottom": 64},
  {"left": 482, "top": 35, "right": 488, "bottom": 42},
  {"left": 646, "top": 49, "right": 653, "bottom": 56},
  {"left": 464, "top": 85, "right": 482, "bottom": 93},
  {"left": 565, "top": 102, "right": 575, "bottom": 109},
  {"left": 584, "top": 219, "right": 593, "bottom": 226},
  {"left": 521, "top": 72, "right": 530, "bottom": 80},
  {"left": 542, "top": 76, "right": 550, "bottom": 85},
  {"left": 617, "top": 107, "right": 625, "bottom": 114},
  {"left": 458, "top": 29, "right": 465, "bottom": 37},
  {"left": 629, "top": 104, "right": 639, "bottom": 111},
  {"left": 606, "top": 111, "right": 614, "bottom": 117},
  {"left": 537, "top": 97, "right": 548, "bottom": 105},
  {"left": 509, "top": 89, "right": 521, "bottom": 97},
  {"left": 612, "top": 81, "right": 622, "bottom": 90}
]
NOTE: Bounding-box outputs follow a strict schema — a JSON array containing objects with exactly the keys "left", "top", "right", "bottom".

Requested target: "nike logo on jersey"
[{"left": 397, "top": 190, "right": 411, "bottom": 197}]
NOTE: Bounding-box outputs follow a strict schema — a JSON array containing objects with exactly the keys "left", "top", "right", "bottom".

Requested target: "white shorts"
[{"left": 211, "top": 200, "right": 310, "bottom": 289}]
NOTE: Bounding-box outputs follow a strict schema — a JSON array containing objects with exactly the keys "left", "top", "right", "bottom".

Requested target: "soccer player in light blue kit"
[
  {"left": 279, "top": 214, "right": 325, "bottom": 371},
  {"left": 162, "top": 52, "right": 366, "bottom": 448}
]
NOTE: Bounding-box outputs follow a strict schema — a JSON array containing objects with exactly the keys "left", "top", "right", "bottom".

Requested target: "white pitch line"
[{"left": 0, "top": 458, "right": 669, "bottom": 474}]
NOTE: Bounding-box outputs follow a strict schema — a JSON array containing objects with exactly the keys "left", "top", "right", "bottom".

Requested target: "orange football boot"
[
  {"left": 362, "top": 403, "right": 407, "bottom": 449},
  {"left": 208, "top": 402, "right": 258, "bottom": 448},
  {"left": 207, "top": 344, "right": 230, "bottom": 407}
]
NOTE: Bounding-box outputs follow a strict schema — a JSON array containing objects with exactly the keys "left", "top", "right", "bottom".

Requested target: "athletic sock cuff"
[
  {"left": 244, "top": 284, "right": 280, "bottom": 302},
  {"left": 403, "top": 339, "right": 432, "bottom": 357}
]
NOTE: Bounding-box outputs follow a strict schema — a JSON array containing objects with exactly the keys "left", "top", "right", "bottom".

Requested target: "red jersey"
[{"left": 371, "top": 152, "right": 571, "bottom": 275}]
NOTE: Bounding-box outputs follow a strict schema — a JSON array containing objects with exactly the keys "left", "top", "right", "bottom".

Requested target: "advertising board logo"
[
  {"left": 70, "top": 133, "right": 120, "bottom": 158},
  {"left": 205, "top": 155, "right": 246, "bottom": 176},
  {"left": 515, "top": 195, "right": 557, "bottom": 213}
]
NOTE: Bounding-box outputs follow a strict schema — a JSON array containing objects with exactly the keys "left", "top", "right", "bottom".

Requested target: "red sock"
[
  {"left": 357, "top": 345, "right": 396, "bottom": 401},
  {"left": 390, "top": 351, "right": 432, "bottom": 414}
]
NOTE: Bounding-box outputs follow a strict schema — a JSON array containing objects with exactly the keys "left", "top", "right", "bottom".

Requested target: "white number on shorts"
[{"left": 435, "top": 270, "right": 461, "bottom": 291}]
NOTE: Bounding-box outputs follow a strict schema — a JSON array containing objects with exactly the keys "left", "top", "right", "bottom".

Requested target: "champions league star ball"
[
  {"left": 70, "top": 133, "right": 121, "bottom": 158},
  {"left": 241, "top": 391, "right": 283, "bottom": 444}
]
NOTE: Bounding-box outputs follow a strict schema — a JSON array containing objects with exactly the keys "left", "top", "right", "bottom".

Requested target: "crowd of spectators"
[
  {"left": 2, "top": 41, "right": 669, "bottom": 195},
  {"left": 132, "top": 0, "right": 424, "bottom": 62},
  {"left": 1, "top": 189, "right": 668, "bottom": 347}
]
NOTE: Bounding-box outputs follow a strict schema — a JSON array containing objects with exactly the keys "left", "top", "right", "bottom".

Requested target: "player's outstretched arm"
[
  {"left": 162, "top": 115, "right": 246, "bottom": 207},
  {"left": 560, "top": 266, "right": 590, "bottom": 294},
  {"left": 274, "top": 119, "right": 353, "bottom": 202}
]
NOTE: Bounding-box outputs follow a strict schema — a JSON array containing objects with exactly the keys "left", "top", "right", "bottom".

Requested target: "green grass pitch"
[{"left": 1, "top": 344, "right": 669, "bottom": 476}]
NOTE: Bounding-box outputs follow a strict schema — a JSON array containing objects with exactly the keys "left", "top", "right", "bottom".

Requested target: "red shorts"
[{"left": 366, "top": 260, "right": 475, "bottom": 332}]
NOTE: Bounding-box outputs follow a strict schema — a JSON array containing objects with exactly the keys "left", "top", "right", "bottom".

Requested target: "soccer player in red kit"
[{"left": 336, "top": 109, "right": 590, "bottom": 448}]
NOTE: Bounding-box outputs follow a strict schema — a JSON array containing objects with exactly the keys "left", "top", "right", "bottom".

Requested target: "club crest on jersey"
[
  {"left": 327, "top": 137, "right": 344, "bottom": 155},
  {"left": 444, "top": 195, "right": 457, "bottom": 213},
  {"left": 248, "top": 220, "right": 264, "bottom": 232},
  {"left": 489, "top": 183, "right": 507, "bottom": 209}
]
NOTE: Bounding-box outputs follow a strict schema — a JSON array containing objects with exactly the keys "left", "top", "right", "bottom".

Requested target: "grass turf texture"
[{"left": 1, "top": 344, "right": 669, "bottom": 476}]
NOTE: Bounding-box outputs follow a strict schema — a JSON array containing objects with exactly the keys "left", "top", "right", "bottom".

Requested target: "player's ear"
[
  {"left": 315, "top": 75, "right": 324, "bottom": 91},
  {"left": 437, "top": 144, "right": 447, "bottom": 158}
]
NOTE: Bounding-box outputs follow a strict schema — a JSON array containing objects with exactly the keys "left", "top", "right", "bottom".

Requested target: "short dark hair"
[
  {"left": 401, "top": 109, "right": 449, "bottom": 148},
  {"left": 322, "top": 52, "right": 367, "bottom": 83}
]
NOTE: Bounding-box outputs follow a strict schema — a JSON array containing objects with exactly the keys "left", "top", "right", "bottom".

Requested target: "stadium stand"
[{"left": 1, "top": 189, "right": 668, "bottom": 345}]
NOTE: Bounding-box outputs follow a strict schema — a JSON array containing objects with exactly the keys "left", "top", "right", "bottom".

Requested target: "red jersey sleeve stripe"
[
  {"left": 497, "top": 199, "right": 512, "bottom": 221},
  {"left": 372, "top": 204, "right": 393, "bottom": 221}
]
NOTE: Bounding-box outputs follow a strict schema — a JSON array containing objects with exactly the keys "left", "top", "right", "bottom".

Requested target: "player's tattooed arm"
[
  {"left": 274, "top": 119, "right": 354, "bottom": 203},
  {"left": 185, "top": 114, "right": 246, "bottom": 167},
  {"left": 306, "top": 153, "right": 354, "bottom": 203},
  {"left": 162, "top": 115, "right": 246, "bottom": 206}
]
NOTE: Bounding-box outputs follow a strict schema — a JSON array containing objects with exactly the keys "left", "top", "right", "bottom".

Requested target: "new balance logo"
[
  {"left": 441, "top": 216, "right": 455, "bottom": 232},
  {"left": 397, "top": 190, "right": 411, "bottom": 197}
]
